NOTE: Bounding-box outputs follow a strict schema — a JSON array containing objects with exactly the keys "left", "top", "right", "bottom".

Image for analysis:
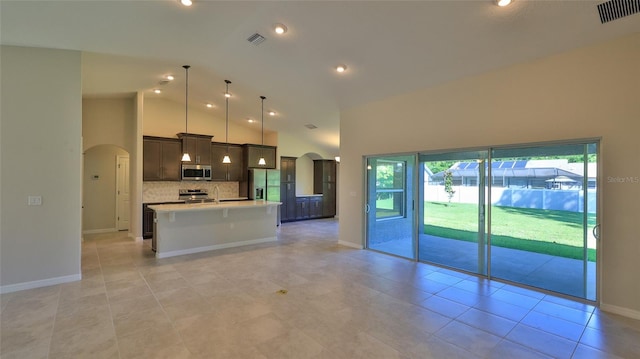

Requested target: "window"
[{"left": 375, "top": 160, "right": 406, "bottom": 219}]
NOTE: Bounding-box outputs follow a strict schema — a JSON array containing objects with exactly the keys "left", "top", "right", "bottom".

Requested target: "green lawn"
[{"left": 424, "top": 202, "right": 596, "bottom": 261}]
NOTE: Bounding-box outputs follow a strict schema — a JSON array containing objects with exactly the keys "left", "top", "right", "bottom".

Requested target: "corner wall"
[
  {"left": 1, "top": 46, "right": 82, "bottom": 291},
  {"left": 339, "top": 34, "right": 640, "bottom": 316}
]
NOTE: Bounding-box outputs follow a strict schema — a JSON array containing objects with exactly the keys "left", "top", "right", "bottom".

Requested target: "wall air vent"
[
  {"left": 597, "top": 0, "right": 640, "bottom": 24},
  {"left": 247, "top": 33, "right": 266, "bottom": 45},
  {"left": 304, "top": 124, "right": 318, "bottom": 130}
]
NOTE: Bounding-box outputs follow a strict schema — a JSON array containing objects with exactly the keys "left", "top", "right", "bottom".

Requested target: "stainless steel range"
[{"left": 179, "top": 189, "right": 215, "bottom": 203}]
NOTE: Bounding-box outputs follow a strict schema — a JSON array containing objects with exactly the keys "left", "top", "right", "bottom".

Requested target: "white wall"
[
  {"left": 0, "top": 46, "right": 82, "bottom": 291},
  {"left": 83, "top": 145, "right": 128, "bottom": 232},
  {"left": 339, "top": 34, "right": 640, "bottom": 316}
]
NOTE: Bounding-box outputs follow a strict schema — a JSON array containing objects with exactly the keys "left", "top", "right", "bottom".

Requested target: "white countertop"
[{"left": 148, "top": 200, "right": 281, "bottom": 213}]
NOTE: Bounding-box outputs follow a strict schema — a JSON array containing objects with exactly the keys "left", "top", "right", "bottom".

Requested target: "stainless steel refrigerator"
[{"left": 247, "top": 168, "right": 281, "bottom": 225}]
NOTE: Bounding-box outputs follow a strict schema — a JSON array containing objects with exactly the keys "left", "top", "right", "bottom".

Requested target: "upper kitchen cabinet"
[
  {"left": 177, "top": 133, "right": 212, "bottom": 166},
  {"left": 211, "top": 142, "right": 244, "bottom": 181},
  {"left": 244, "top": 144, "right": 276, "bottom": 169},
  {"left": 143, "top": 136, "right": 182, "bottom": 181}
]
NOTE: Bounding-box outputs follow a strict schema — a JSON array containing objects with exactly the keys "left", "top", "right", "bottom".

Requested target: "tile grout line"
[{"left": 96, "top": 240, "right": 123, "bottom": 359}]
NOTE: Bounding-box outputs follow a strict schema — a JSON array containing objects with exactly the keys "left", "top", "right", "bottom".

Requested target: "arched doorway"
[{"left": 83, "top": 144, "right": 130, "bottom": 234}]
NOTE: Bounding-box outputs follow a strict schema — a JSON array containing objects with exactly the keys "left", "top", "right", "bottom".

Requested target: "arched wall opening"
[{"left": 83, "top": 144, "right": 130, "bottom": 234}]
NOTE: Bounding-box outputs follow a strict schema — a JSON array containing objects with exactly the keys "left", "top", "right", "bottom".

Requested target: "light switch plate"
[{"left": 28, "top": 196, "right": 42, "bottom": 206}]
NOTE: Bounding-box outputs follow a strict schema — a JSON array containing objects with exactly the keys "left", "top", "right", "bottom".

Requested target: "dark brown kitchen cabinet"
[
  {"left": 296, "top": 197, "right": 310, "bottom": 220},
  {"left": 211, "top": 142, "right": 244, "bottom": 181},
  {"left": 314, "top": 159, "right": 337, "bottom": 217},
  {"left": 309, "top": 196, "right": 323, "bottom": 218},
  {"left": 143, "top": 204, "right": 155, "bottom": 239},
  {"left": 244, "top": 144, "right": 276, "bottom": 169},
  {"left": 177, "top": 133, "right": 212, "bottom": 165},
  {"left": 143, "top": 136, "right": 181, "bottom": 181},
  {"left": 280, "top": 156, "right": 297, "bottom": 222}
]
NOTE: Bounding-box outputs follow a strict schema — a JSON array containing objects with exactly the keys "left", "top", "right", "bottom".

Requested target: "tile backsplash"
[{"left": 143, "top": 181, "right": 240, "bottom": 203}]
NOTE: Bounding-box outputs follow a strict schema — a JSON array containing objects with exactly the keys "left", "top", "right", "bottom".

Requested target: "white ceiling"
[{"left": 2, "top": 1, "right": 639, "bottom": 154}]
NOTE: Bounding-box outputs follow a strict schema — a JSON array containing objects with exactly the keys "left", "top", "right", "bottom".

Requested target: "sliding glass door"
[
  {"left": 365, "top": 155, "right": 417, "bottom": 259},
  {"left": 490, "top": 143, "right": 598, "bottom": 300},
  {"left": 364, "top": 140, "right": 599, "bottom": 301},
  {"left": 418, "top": 151, "right": 488, "bottom": 275}
]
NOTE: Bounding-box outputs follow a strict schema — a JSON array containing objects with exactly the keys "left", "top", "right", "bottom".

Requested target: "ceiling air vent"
[
  {"left": 304, "top": 124, "right": 318, "bottom": 130},
  {"left": 247, "top": 33, "right": 266, "bottom": 45},
  {"left": 597, "top": 0, "right": 640, "bottom": 24}
]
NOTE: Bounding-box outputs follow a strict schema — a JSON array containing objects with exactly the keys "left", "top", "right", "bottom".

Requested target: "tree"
[{"left": 444, "top": 170, "right": 455, "bottom": 204}]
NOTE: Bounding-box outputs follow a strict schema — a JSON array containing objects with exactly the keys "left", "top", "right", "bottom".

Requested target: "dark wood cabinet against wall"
[
  {"left": 143, "top": 136, "right": 182, "bottom": 181},
  {"left": 177, "top": 133, "right": 212, "bottom": 166},
  {"left": 244, "top": 144, "right": 276, "bottom": 169},
  {"left": 211, "top": 142, "right": 244, "bottom": 181},
  {"left": 280, "top": 156, "right": 297, "bottom": 222},
  {"left": 314, "top": 159, "right": 337, "bottom": 217}
]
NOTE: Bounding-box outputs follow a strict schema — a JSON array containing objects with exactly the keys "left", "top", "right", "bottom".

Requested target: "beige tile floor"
[{"left": 1, "top": 218, "right": 640, "bottom": 358}]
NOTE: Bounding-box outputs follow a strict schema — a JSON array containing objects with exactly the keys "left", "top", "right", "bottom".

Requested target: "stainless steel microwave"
[{"left": 182, "top": 164, "right": 212, "bottom": 181}]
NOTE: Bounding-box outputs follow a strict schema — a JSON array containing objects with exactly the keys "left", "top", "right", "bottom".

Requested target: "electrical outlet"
[{"left": 28, "top": 196, "right": 42, "bottom": 206}]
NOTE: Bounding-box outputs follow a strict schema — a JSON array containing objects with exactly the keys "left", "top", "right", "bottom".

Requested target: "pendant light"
[
  {"left": 222, "top": 80, "right": 232, "bottom": 164},
  {"left": 181, "top": 65, "right": 191, "bottom": 162},
  {"left": 258, "top": 96, "right": 266, "bottom": 166}
]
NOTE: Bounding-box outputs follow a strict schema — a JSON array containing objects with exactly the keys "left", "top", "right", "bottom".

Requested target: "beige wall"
[
  {"left": 296, "top": 155, "right": 315, "bottom": 195},
  {"left": 83, "top": 145, "right": 128, "bottom": 232},
  {"left": 82, "top": 97, "right": 135, "bottom": 152},
  {"left": 339, "top": 34, "right": 640, "bottom": 316},
  {"left": 142, "top": 97, "right": 274, "bottom": 145},
  {"left": 1, "top": 46, "right": 82, "bottom": 290}
]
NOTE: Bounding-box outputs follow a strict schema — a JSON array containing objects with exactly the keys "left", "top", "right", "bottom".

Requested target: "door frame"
[{"left": 116, "top": 154, "right": 130, "bottom": 231}]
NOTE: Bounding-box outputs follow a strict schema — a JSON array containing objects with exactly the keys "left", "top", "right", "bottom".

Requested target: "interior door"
[
  {"left": 116, "top": 155, "right": 130, "bottom": 231},
  {"left": 418, "top": 150, "right": 488, "bottom": 275},
  {"left": 365, "top": 155, "right": 417, "bottom": 259}
]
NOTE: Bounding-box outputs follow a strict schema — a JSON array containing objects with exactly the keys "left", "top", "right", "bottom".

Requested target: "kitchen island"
[{"left": 148, "top": 201, "right": 281, "bottom": 259}]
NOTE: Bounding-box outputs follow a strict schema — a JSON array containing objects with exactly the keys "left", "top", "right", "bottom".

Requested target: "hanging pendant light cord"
[
  {"left": 183, "top": 65, "right": 190, "bottom": 134},
  {"left": 260, "top": 96, "right": 266, "bottom": 157},
  {"left": 225, "top": 80, "right": 231, "bottom": 154}
]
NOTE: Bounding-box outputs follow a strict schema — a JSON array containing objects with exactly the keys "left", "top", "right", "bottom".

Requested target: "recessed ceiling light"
[
  {"left": 336, "top": 65, "right": 347, "bottom": 73},
  {"left": 268, "top": 111, "right": 276, "bottom": 116},
  {"left": 224, "top": 92, "right": 232, "bottom": 98},
  {"left": 248, "top": 118, "right": 255, "bottom": 123},
  {"left": 166, "top": 75, "right": 174, "bottom": 81},
  {"left": 153, "top": 89, "right": 161, "bottom": 94},
  {"left": 206, "top": 103, "right": 213, "bottom": 108},
  {"left": 180, "top": 0, "right": 193, "bottom": 7},
  {"left": 274, "top": 24, "right": 287, "bottom": 35},
  {"left": 495, "top": 0, "right": 512, "bottom": 7}
]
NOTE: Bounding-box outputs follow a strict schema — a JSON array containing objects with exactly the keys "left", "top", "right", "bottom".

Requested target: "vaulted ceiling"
[{"left": 2, "top": 1, "right": 639, "bottom": 154}]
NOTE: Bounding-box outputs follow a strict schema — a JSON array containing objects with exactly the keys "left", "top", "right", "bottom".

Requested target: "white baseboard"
[
  {"left": 82, "top": 228, "right": 117, "bottom": 235},
  {"left": 0, "top": 274, "right": 81, "bottom": 294},
  {"left": 599, "top": 303, "right": 640, "bottom": 320},
  {"left": 156, "top": 237, "right": 278, "bottom": 259},
  {"left": 338, "top": 240, "right": 363, "bottom": 249}
]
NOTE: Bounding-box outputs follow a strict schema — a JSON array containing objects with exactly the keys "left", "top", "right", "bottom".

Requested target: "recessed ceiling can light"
[
  {"left": 224, "top": 92, "right": 231, "bottom": 98},
  {"left": 154, "top": 89, "right": 161, "bottom": 94},
  {"left": 495, "top": 0, "right": 512, "bottom": 7},
  {"left": 166, "top": 75, "right": 174, "bottom": 81},
  {"left": 336, "top": 65, "right": 347, "bottom": 73},
  {"left": 180, "top": 0, "right": 193, "bottom": 7},
  {"left": 274, "top": 24, "right": 287, "bottom": 35},
  {"left": 248, "top": 118, "right": 254, "bottom": 123},
  {"left": 206, "top": 103, "right": 213, "bottom": 108},
  {"left": 268, "top": 111, "right": 276, "bottom": 116}
]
